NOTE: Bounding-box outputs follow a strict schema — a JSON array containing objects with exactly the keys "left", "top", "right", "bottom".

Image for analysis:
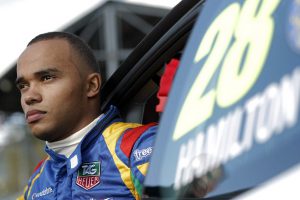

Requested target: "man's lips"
[{"left": 26, "top": 110, "right": 47, "bottom": 123}]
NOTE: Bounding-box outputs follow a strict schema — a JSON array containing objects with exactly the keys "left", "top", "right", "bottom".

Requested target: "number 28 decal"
[{"left": 173, "top": 0, "right": 281, "bottom": 141}]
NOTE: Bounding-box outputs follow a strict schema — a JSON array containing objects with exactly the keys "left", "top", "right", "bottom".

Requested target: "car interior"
[{"left": 100, "top": 1, "right": 204, "bottom": 125}]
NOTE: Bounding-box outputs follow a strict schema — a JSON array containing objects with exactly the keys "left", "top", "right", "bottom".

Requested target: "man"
[{"left": 16, "top": 32, "right": 157, "bottom": 200}]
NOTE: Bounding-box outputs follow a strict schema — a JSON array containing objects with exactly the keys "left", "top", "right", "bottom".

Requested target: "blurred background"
[{"left": 0, "top": 0, "right": 179, "bottom": 199}]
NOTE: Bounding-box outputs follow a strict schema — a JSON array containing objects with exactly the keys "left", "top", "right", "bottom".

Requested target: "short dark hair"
[{"left": 28, "top": 31, "right": 100, "bottom": 73}]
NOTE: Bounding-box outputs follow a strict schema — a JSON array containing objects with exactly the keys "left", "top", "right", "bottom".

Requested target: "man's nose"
[{"left": 23, "top": 86, "right": 42, "bottom": 105}]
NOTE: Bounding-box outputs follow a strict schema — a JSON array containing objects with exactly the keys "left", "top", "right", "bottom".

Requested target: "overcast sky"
[{"left": 0, "top": 0, "right": 180, "bottom": 78}]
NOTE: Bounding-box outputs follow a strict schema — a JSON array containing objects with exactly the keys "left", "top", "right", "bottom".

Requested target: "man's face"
[{"left": 16, "top": 39, "right": 90, "bottom": 142}]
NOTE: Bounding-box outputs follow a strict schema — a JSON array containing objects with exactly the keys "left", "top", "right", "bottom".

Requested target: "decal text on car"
[{"left": 173, "top": 0, "right": 281, "bottom": 141}]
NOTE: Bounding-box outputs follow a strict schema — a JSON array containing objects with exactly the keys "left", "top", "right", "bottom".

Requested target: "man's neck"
[{"left": 46, "top": 115, "right": 102, "bottom": 158}]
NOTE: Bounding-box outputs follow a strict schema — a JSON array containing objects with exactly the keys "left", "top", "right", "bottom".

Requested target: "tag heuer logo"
[{"left": 76, "top": 161, "right": 100, "bottom": 190}]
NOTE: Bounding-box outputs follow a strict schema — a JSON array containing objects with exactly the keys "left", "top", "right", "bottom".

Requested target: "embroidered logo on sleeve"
[
  {"left": 133, "top": 147, "right": 153, "bottom": 161},
  {"left": 31, "top": 187, "right": 53, "bottom": 199},
  {"left": 76, "top": 161, "right": 101, "bottom": 190}
]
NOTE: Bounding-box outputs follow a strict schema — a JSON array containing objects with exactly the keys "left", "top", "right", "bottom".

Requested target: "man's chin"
[
  {"left": 30, "top": 125, "right": 53, "bottom": 141},
  {"left": 32, "top": 131, "right": 52, "bottom": 141}
]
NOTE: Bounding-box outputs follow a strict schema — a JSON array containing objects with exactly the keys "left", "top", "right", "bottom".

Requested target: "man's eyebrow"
[
  {"left": 15, "top": 76, "right": 25, "bottom": 86},
  {"left": 15, "top": 68, "right": 62, "bottom": 85},
  {"left": 34, "top": 68, "right": 62, "bottom": 77}
]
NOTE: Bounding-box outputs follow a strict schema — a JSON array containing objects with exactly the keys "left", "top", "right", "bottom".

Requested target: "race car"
[{"left": 101, "top": 0, "right": 300, "bottom": 198}]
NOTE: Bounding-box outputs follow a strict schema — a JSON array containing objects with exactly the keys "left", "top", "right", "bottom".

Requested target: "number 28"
[{"left": 173, "top": 0, "right": 281, "bottom": 140}]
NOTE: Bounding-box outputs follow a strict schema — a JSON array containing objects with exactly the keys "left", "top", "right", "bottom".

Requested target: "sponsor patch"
[
  {"left": 133, "top": 147, "right": 153, "bottom": 161},
  {"left": 76, "top": 161, "right": 100, "bottom": 190},
  {"left": 31, "top": 187, "right": 53, "bottom": 199}
]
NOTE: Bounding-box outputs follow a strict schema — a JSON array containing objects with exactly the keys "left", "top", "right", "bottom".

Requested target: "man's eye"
[
  {"left": 17, "top": 83, "right": 28, "bottom": 90},
  {"left": 41, "top": 75, "right": 54, "bottom": 81}
]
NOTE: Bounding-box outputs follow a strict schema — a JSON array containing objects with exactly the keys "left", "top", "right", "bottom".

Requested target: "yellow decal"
[{"left": 173, "top": 0, "right": 281, "bottom": 141}]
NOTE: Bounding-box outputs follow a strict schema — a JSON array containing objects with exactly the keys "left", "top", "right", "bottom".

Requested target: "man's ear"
[{"left": 86, "top": 73, "right": 101, "bottom": 98}]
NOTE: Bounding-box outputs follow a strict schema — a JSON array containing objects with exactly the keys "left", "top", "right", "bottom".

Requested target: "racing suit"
[{"left": 18, "top": 105, "right": 157, "bottom": 200}]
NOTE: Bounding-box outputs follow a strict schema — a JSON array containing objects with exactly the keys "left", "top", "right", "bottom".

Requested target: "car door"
[{"left": 144, "top": 0, "right": 300, "bottom": 199}]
